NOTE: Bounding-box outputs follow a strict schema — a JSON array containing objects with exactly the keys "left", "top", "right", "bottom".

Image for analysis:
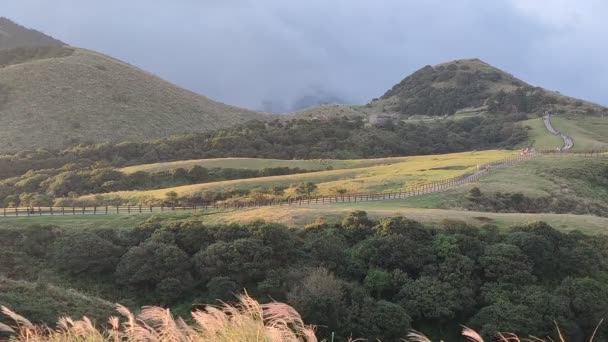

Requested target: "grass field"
[
  {"left": 120, "top": 156, "right": 416, "bottom": 174},
  {"left": 521, "top": 117, "right": 564, "bottom": 150},
  {"left": 551, "top": 116, "right": 608, "bottom": 151},
  {"left": 201, "top": 202, "right": 608, "bottom": 234},
  {"left": 86, "top": 150, "right": 516, "bottom": 202},
  {"left": 396, "top": 155, "right": 608, "bottom": 209},
  {"left": 2, "top": 203, "right": 606, "bottom": 235}
]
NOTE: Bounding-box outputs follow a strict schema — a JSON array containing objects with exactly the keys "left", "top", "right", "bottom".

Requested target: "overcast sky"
[{"left": 3, "top": 0, "right": 607, "bottom": 111}]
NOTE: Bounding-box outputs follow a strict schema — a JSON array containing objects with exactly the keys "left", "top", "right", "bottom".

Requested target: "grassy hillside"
[
  {"left": 203, "top": 202, "right": 608, "bottom": 234},
  {"left": 119, "top": 156, "right": 416, "bottom": 174},
  {"left": 395, "top": 155, "right": 608, "bottom": 215},
  {"left": 551, "top": 116, "right": 608, "bottom": 151},
  {"left": 520, "top": 117, "right": 564, "bottom": 150},
  {"left": 0, "top": 17, "right": 64, "bottom": 49},
  {"left": 83, "top": 150, "right": 515, "bottom": 203},
  {"left": 0, "top": 277, "right": 115, "bottom": 324},
  {"left": 0, "top": 48, "right": 267, "bottom": 153}
]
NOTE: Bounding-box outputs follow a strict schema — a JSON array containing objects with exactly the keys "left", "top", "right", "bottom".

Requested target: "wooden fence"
[{"left": 1, "top": 150, "right": 606, "bottom": 218}]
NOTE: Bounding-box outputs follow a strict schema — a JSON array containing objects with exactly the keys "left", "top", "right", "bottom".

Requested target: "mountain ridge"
[
  {"left": 0, "top": 17, "right": 65, "bottom": 49},
  {"left": 0, "top": 18, "right": 268, "bottom": 153}
]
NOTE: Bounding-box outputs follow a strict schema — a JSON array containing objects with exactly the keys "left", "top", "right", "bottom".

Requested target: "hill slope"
[
  {"left": 0, "top": 47, "right": 267, "bottom": 152},
  {"left": 292, "top": 59, "right": 608, "bottom": 122},
  {"left": 0, "top": 17, "right": 64, "bottom": 49}
]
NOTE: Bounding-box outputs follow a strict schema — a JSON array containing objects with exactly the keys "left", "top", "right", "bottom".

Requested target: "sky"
[{"left": 3, "top": 0, "right": 608, "bottom": 112}]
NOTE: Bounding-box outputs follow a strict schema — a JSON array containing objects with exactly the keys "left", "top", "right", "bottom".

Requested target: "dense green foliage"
[
  {"left": 0, "top": 116, "right": 527, "bottom": 180},
  {"left": 1, "top": 214, "right": 608, "bottom": 340},
  {"left": 466, "top": 187, "right": 608, "bottom": 217},
  {"left": 380, "top": 60, "right": 562, "bottom": 117}
]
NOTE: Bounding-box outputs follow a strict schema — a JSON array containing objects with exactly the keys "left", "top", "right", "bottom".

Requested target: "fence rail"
[{"left": 1, "top": 151, "right": 606, "bottom": 218}]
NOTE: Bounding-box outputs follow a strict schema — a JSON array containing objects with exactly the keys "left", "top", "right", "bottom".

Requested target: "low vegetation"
[
  {"left": 0, "top": 115, "right": 527, "bottom": 180},
  {"left": 400, "top": 156, "right": 608, "bottom": 217},
  {"left": 1, "top": 294, "right": 317, "bottom": 342},
  {"left": 2, "top": 214, "right": 608, "bottom": 340},
  {"left": 76, "top": 150, "right": 514, "bottom": 205}
]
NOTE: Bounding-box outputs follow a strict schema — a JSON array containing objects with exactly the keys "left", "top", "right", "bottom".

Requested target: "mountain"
[
  {"left": 0, "top": 19, "right": 267, "bottom": 153},
  {"left": 0, "top": 17, "right": 64, "bottom": 49},
  {"left": 291, "top": 58, "right": 607, "bottom": 121}
]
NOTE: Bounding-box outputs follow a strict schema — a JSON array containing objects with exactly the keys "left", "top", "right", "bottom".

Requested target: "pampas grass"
[
  {"left": 0, "top": 294, "right": 317, "bottom": 342},
  {"left": 405, "top": 321, "right": 605, "bottom": 342}
]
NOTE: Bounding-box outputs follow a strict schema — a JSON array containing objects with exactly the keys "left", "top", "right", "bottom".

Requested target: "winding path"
[{"left": 543, "top": 113, "right": 573, "bottom": 150}]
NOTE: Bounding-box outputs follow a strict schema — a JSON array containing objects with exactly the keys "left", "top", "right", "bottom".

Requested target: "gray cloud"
[{"left": 3, "top": 0, "right": 607, "bottom": 111}]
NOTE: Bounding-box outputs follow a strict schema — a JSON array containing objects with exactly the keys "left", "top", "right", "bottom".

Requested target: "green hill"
[
  {"left": 0, "top": 18, "right": 267, "bottom": 153},
  {"left": 291, "top": 59, "right": 608, "bottom": 123},
  {"left": 0, "top": 47, "right": 267, "bottom": 153}
]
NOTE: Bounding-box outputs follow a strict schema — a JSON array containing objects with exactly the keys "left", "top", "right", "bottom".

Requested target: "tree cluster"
[
  {"left": 1, "top": 214, "right": 608, "bottom": 341},
  {"left": 0, "top": 116, "right": 528, "bottom": 180}
]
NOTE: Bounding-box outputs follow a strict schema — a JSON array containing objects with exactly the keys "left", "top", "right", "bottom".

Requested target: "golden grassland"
[
  {"left": 0, "top": 48, "right": 266, "bottom": 153},
  {"left": 2, "top": 204, "right": 607, "bottom": 235},
  {"left": 86, "top": 150, "right": 516, "bottom": 201},
  {"left": 200, "top": 202, "right": 608, "bottom": 235},
  {"left": 119, "top": 156, "right": 415, "bottom": 174}
]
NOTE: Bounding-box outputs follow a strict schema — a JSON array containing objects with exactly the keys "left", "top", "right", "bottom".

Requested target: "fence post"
[
  {"left": 94, "top": 206, "right": 97, "bottom": 215},
  {"left": 50, "top": 207, "right": 53, "bottom": 216},
  {"left": 62, "top": 207, "right": 65, "bottom": 216},
  {"left": 106, "top": 206, "right": 109, "bottom": 215}
]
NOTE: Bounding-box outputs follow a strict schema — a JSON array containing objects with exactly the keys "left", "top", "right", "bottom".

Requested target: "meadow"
[
  {"left": 85, "top": 150, "right": 515, "bottom": 202},
  {"left": 520, "top": 117, "right": 564, "bottom": 150},
  {"left": 551, "top": 116, "right": 608, "bottom": 151}
]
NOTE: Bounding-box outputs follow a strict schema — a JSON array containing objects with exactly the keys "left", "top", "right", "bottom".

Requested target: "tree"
[
  {"left": 295, "top": 182, "right": 317, "bottom": 197},
  {"left": 186, "top": 165, "right": 209, "bottom": 183},
  {"left": 363, "top": 268, "right": 392, "bottom": 299},
  {"left": 164, "top": 191, "right": 178, "bottom": 206},
  {"left": 352, "top": 298, "right": 412, "bottom": 341},
  {"left": 341, "top": 210, "right": 373, "bottom": 242},
  {"left": 53, "top": 231, "right": 124, "bottom": 275},
  {"left": 193, "top": 238, "right": 272, "bottom": 284},
  {"left": 206, "top": 276, "right": 240, "bottom": 302},
  {"left": 287, "top": 268, "right": 345, "bottom": 337},
  {"left": 478, "top": 243, "right": 535, "bottom": 284},
  {"left": 115, "top": 240, "right": 192, "bottom": 293},
  {"left": 397, "top": 276, "right": 461, "bottom": 321}
]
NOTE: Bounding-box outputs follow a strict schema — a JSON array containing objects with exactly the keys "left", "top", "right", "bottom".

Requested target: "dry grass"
[
  {"left": 406, "top": 322, "right": 604, "bottom": 342},
  {"left": 84, "top": 150, "right": 514, "bottom": 202},
  {"left": 119, "top": 156, "right": 415, "bottom": 174},
  {"left": 0, "top": 294, "right": 316, "bottom": 342},
  {"left": 0, "top": 48, "right": 267, "bottom": 153}
]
